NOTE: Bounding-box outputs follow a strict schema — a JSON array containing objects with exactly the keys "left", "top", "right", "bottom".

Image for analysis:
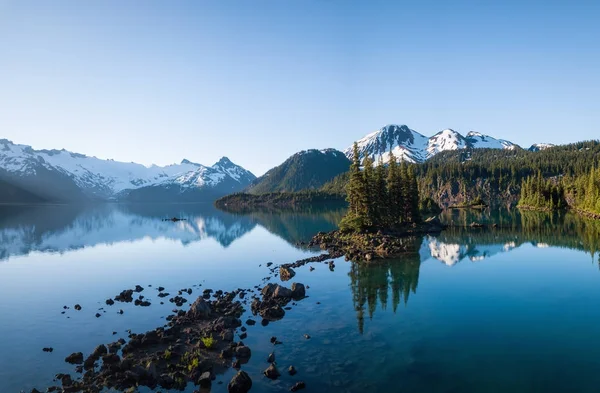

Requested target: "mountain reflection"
[
  {"left": 426, "top": 209, "right": 600, "bottom": 266},
  {"left": 349, "top": 208, "right": 600, "bottom": 333},
  {"left": 0, "top": 203, "right": 344, "bottom": 260}
]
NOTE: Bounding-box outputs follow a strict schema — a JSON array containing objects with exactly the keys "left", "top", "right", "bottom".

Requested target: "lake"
[{"left": 2, "top": 204, "right": 600, "bottom": 393}]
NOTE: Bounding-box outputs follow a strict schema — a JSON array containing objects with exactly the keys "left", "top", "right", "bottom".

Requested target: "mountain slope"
[
  {"left": 246, "top": 149, "right": 351, "bottom": 194},
  {"left": 0, "top": 139, "right": 255, "bottom": 202},
  {"left": 346, "top": 125, "right": 525, "bottom": 164},
  {"left": 343, "top": 124, "right": 428, "bottom": 164}
]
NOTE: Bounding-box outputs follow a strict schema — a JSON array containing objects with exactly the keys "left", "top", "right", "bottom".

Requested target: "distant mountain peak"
[
  {"left": 346, "top": 124, "right": 522, "bottom": 164},
  {"left": 180, "top": 158, "right": 196, "bottom": 165},
  {"left": 528, "top": 143, "right": 555, "bottom": 152},
  {"left": 0, "top": 140, "right": 255, "bottom": 202},
  {"left": 215, "top": 156, "right": 233, "bottom": 165}
]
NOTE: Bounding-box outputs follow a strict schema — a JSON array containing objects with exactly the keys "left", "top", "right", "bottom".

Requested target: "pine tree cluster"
[
  {"left": 518, "top": 171, "right": 566, "bottom": 210},
  {"left": 340, "top": 143, "right": 421, "bottom": 233}
]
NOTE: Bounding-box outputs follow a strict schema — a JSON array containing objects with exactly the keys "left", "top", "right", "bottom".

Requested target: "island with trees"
[{"left": 309, "top": 143, "right": 445, "bottom": 262}]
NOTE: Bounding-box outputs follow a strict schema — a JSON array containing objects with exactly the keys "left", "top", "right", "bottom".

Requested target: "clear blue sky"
[{"left": 1, "top": 0, "right": 598, "bottom": 175}]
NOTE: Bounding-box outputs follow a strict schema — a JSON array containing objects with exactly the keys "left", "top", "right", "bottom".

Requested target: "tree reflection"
[{"left": 349, "top": 248, "right": 421, "bottom": 334}]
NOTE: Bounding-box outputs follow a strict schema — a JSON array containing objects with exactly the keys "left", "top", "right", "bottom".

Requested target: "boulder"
[
  {"left": 235, "top": 345, "right": 252, "bottom": 358},
  {"left": 291, "top": 283, "right": 305, "bottom": 299},
  {"left": 228, "top": 370, "right": 252, "bottom": 393},
  {"left": 260, "top": 305, "right": 285, "bottom": 320},
  {"left": 65, "top": 352, "right": 84, "bottom": 365},
  {"left": 198, "top": 371, "right": 212, "bottom": 387},
  {"left": 263, "top": 363, "right": 281, "bottom": 379},
  {"left": 188, "top": 297, "right": 211, "bottom": 319},
  {"left": 91, "top": 345, "right": 108, "bottom": 358},
  {"left": 273, "top": 285, "right": 292, "bottom": 298},
  {"left": 279, "top": 266, "right": 296, "bottom": 281},
  {"left": 290, "top": 381, "right": 306, "bottom": 391}
]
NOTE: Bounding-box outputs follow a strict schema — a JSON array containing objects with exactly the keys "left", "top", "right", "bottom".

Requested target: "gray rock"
[{"left": 188, "top": 297, "right": 211, "bottom": 319}]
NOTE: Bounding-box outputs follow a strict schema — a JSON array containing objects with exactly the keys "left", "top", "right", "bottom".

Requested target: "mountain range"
[
  {"left": 345, "top": 124, "right": 553, "bottom": 164},
  {"left": 0, "top": 125, "right": 555, "bottom": 202},
  {"left": 0, "top": 139, "right": 255, "bottom": 203}
]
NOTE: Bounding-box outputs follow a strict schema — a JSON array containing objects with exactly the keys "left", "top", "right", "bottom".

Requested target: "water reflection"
[
  {"left": 0, "top": 203, "right": 345, "bottom": 260},
  {"left": 350, "top": 251, "right": 421, "bottom": 334},
  {"left": 432, "top": 208, "right": 600, "bottom": 265},
  {"left": 349, "top": 208, "right": 600, "bottom": 333}
]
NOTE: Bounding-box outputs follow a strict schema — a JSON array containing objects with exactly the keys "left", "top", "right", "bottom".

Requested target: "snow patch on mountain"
[
  {"left": 466, "top": 131, "right": 518, "bottom": 150},
  {"left": 0, "top": 139, "right": 255, "bottom": 200},
  {"left": 345, "top": 125, "right": 527, "bottom": 164},
  {"left": 427, "top": 129, "right": 468, "bottom": 157},
  {"left": 528, "top": 143, "right": 555, "bottom": 152},
  {"left": 344, "top": 124, "right": 429, "bottom": 164}
]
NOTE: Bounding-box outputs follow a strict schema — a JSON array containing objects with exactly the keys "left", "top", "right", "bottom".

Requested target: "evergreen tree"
[
  {"left": 374, "top": 155, "right": 388, "bottom": 225},
  {"left": 340, "top": 143, "right": 367, "bottom": 231},
  {"left": 407, "top": 165, "right": 421, "bottom": 223},
  {"left": 363, "top": 155, "right": 376, "bottom": 227},
  {"left": 387, "top": 151, "right": 401, "bottom": 225},
  {"left": 399, "top": 160, "right": 410, "bottom": 222}
]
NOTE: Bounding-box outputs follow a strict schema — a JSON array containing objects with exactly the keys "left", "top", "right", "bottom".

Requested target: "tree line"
[{"left": 341, "top": 143, "right": 421, "bottom": 232}]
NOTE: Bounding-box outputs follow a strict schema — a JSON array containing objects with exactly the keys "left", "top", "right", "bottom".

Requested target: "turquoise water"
[{"left": 2, "top": 204, "right": 600, "bottom": 393}]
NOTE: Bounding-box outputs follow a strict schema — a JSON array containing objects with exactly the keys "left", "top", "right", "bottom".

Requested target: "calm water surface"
[{"left": 2, "top": 204, "right": 600, "bottom": 393}]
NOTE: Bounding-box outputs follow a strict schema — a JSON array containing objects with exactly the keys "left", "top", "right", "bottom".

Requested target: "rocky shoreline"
[
  {"left": 30, "top": 265, "right": 317, "bottom": 393},
  {"left": 309, "top": 219, "right": 446, "bottom": 262}
]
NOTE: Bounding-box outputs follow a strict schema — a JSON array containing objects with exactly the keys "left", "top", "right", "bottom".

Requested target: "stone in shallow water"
[
  {"left": 264, "top": 363, "right": 281, "bottom": 379},
  {"left": 290, "top": 381, "right": 306, "bottom": 391},
  {"left": 228, "top": 370, "right": 252, "bottom": 393},
  {"left": 279, "top": 266, "right": 296, "bottom": 281}
]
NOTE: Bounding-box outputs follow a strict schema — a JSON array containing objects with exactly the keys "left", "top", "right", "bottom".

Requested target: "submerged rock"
[{"left": 290, "top": 381, "right": 306, "bottom": 391}]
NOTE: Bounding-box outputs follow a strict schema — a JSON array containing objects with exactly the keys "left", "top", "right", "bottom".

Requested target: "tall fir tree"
[
  {"left": 386, "top": 151, "right": 401, "bottom": 225},
  {"left": 341, "top": 143, "right": 368, "bottom": 231},
  {"left": 407, "top": 165, "right": 421, "bottom": 223},
  {"left": 374, "top": 155, "right": 388, "bottom": 225},
  {"left": 362, "top": 155, "right": 376, "bottom": 227},
  {"left": 399, "top": 160, "right": 410, "bottom": 223}
]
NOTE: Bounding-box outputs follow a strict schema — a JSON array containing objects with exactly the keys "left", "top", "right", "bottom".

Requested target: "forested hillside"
[
  {"left": 321, "top": 141, "right": 600, "bottom": 210},
  {"left": 246, "top": 149, "right": 350, "bottom": 194}
]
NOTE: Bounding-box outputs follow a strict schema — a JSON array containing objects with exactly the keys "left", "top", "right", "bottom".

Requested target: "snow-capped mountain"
[
  {"left": 346, "top": 124, "right": 525, "bottom": 164},
  {"left": 427, "top": 129, "right": 468, "bottom": 157},
  {"left": 465, "top": 131, "right": 518, "bottom": 150},
  {"left": 528, "top": 143, "right": 555, "bottom": 152},
  {"left": 344, "top": 124, "right": 429, "bottom": 164},
  {"left": 0, "top": 139, "right": 255, "bottom": 202}
]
